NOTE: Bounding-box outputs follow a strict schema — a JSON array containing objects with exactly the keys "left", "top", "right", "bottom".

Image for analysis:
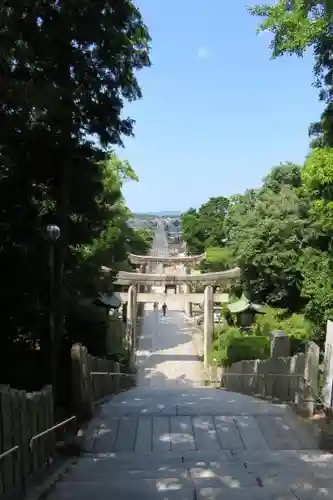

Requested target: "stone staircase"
[
  {"left": 51, "top": 448, "right": 333, "bottom": 499},
  {"left": 46, "top": 388, "right": 333, "bottom": 500}
]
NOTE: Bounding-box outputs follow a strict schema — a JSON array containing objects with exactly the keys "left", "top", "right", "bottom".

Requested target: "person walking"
[
  {"left": 162, "top": 302, "right": 167, "bottom": 317},
  {"left": 122, "top": 302, "right": 127, "bottom": 323}
]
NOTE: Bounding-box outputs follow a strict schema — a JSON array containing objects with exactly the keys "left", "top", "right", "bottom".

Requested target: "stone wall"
[
  {"left": 217, "top": 341, "right": 319, "bottom": 417},
  {"left": 71, "top": 344, "right": 135, "bottom": 419}
]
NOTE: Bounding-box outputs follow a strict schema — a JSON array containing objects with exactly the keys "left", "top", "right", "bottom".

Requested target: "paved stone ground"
[
  {"left": 136, "top": 310, "right": 204, "bottom": 388},
  {"left": 47, "top": 310, "right": 333, "bottom": 499}
]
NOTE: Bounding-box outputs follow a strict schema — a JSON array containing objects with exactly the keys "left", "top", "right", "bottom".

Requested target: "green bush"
[
  {"left": 211, "top": 326, "right": 244, "bottom": 366},
  {"left": 211, "top": 326, "right": 270, "bottom": 366},
  {"left": 280, "top": 313, "right": 313, "bottom": 354},
  {"left": 199, "top": 246, "right": 235, "bottom": 272},
  {"left": 252, "top": 307, "right": 287, "bottom": 336},
  {"left": 227, "top": 336, "right": 270, "bottom": 366},
  {"left": 211, "top": 307, "right": 314, "bottom": 367},
  {"left": 252, "top": 307, "right": 313, "bottom": 354}
]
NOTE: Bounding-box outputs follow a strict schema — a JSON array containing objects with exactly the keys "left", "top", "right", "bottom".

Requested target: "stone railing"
[
  {"left": 215, "top": 341, "right": 319, "bottom": 417},
  {"left": 0, "top": 385, "right": 68, "bottom": 497},
  {"left": 71, "top": 344, "right": 135, "bottom": 419}
]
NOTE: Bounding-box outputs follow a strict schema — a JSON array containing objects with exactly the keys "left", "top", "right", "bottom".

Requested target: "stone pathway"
[
  {"left": 136, "top": 311, "right": 204, "bottom": 388},
  {"left": 47, "top": 311, "right": 333, "bottom": 499}
]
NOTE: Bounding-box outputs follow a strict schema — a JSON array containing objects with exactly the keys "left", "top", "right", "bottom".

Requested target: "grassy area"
[{"left": 200, "top": 246, "right": 235, "bottom": 272}]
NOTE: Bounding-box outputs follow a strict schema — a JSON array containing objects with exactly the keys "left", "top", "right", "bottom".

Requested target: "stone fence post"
[
  {"left": 184, "top": 283, "right": 192, "bottom": 317},
  {"left": 204, "top": 285, "right": 213, "bottom": 369},
  {"left": 126, "top": 284, "right": 137, "bottom": 368},
  {"left": 297, "top": 341, "right": 320, "bottom": 417},
  {"left": 271, "top": 331, "right": 290, "bottom": 358},
  {"left": 71, "top": 343, "right": 94, "bottom": 419}
]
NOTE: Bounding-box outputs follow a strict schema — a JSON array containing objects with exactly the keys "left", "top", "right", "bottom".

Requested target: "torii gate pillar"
[
  {"left": 185, "top": 291, "right": 192, "bottom": 317},
  {"left": 183, "top": 266, "right": 192, "bottom": 317},
  {"left": 203, "top": 285, "right": 213, "bottom": 369},
  {"left": 127, "top": 284, "right": 137, "bottom": 366},
  {"left": 184, "top": 283, "right": 192, "bottom": 317}
]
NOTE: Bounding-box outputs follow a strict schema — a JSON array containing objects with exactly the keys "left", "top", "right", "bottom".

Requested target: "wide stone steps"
[
  {"left": 45, "top": 345, "right": 328, "bottom": 500},
  {"left": 47, "top": 450, "right": 333, "bottom": 499},
  {"left": 83, "top": 413, "right": 317, "bottom": 454}
]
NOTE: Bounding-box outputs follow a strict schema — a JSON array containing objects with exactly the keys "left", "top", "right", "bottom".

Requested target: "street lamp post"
[{"left": 45, "top": 224, "right": 61, "bottom": 406}]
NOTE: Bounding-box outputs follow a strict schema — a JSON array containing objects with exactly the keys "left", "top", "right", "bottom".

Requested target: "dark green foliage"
[
  {"left": 227, "top": 336, "right": 270, "bottom": 366},
  {"left": 181, "top": 197, "right": 229, "bottom": 255},
  {"left": 65, "top": 302, "right": 110, "bottom": 358},
  {"left": 211, "top": 327, "right": 244, "bottom": 366},
  {"left": 199, "top": 246, "right": 235, "bottom": 273},
  {"left": 211, "top": 326, "right": 269, "bottom": 367},
  {"left": 180, "top": 5, "right": 333, "bottom": 347},
  {"left": 0, "top": 0, "right": 151, "bottom": 395},
  {"left": 247, "top": 1, "right": 333, "bottom": 342}
]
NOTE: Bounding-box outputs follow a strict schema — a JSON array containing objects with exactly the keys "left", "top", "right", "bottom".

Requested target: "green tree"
[
  {"left": 248, "top": 2, "right": 333, "bottom": 337},
  {"left": 224, "top": 190, "right": 258, "bottom": 241},
  {"left": 181, "top": 209, "right": 205, "bottom": 254},
  {"left": 181, "top": 197, "right": 229, "bottom": 254},
  {"left": 302, "top": 147, "right": 333, "bottom": 232},
  {"left": 0, "top": 1, "right": 150, "bottom": 390},
  {"left": 199, "top": 246, "right": 236, "bottom": 272},
  {"left": 248, "top": 1, "right": 333, "bottom": 145},
  {"left": 299, "top": 147, "right": 333, "bottom": 334},
  {"left": 262, "top": 162, "right": 302, "bottom": 192},
  {"left": 197, "top": 196, "right": 229, "bottom": 247},
  {"left": 226, "top": 185, "right": 310, "bottom": 310},
  {"left": 133, "top": 228, "right": 154, "bottom": 253},
  {"left": 299, "top": 248, "right": 333, "bottom": 336},
  {"left": 71, "top": 153, "right": 142, "bottom": 294}
]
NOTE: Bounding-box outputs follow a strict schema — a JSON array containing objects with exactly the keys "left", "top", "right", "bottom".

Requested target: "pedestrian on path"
[{"left": 122, "top": 302, "right": 127, "bottom": 323}]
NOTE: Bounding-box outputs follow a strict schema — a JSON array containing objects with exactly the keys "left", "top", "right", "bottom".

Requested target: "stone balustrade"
[{"left": 71, "top": 344, "right": 135, "bottom": 419}]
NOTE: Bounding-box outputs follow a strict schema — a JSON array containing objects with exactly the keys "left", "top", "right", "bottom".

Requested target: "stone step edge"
[
  {"left": 41, "top": 480, "right": 300, "bottom": 496},
  {"left": 81, "top": 449, "right": 328, "bottom": 459}
]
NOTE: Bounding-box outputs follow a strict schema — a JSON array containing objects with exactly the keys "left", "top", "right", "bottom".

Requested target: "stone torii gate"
[
  {"left": 128, "top": 251, "right": 205, "bottom": 273},
  {"left": 128, "top": 252, "right": 206, "bottom": 297},
  {"left": 101, "top": 262, "right": 240, "bottom": 369}
]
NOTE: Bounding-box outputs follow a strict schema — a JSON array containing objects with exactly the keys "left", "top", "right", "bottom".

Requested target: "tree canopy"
[
  {"left": 0, "top": 1, "right": 151, "bottom": 393},
  {"left": 180, "top": 3, "right": 333, "bottom": 345},
  {"left": 181, "top": 197, "right": 229, "bottom": 254},
  {"left": 248, "top": 0, "right": 333, "bottom": 146},
  {"left": 181, "top": 154, "right": 333, "bottom": 340},
  {"left": 4, "top": 0, "right": 333, "bottom": 392}
]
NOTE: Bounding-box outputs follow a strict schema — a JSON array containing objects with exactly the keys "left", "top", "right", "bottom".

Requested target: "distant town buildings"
[{"left": 129, "top": 214, "right": 184, "bottom": 253}]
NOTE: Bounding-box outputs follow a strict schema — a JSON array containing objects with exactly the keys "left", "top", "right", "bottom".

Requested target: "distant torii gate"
[
  {"left": 128, "top": 252, "right": 206, "bottom": 275},
  {"left": 101, "top": 259, "right": 240, "bottom": 369},
  {"left": 129, "top": 251, "right": 206, "bottom": 297}
]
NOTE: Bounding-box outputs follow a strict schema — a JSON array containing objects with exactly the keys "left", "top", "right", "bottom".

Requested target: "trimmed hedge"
[
  {"left": 227, "top": 336, "right": 270, "bottom": 366},
  {"left": 211, "top": 326, "right": 271, "bottom": 366}
]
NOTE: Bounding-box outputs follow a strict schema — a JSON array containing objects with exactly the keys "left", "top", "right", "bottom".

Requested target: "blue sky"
[{"left": 118, "top": 0, "right": 323, "bottom": 213}]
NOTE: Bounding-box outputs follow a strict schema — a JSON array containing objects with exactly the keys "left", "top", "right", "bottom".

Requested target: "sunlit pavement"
[
  {"left": 136, "top": 310, "right": 204, "bottom": 388},
  {"left": 46, "top": 308, "right": 333, "bottom": 500}
]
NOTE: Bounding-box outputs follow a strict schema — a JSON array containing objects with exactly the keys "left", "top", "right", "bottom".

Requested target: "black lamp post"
[{"left": 45, "top": 224, "right": 60, "bottom": 405}]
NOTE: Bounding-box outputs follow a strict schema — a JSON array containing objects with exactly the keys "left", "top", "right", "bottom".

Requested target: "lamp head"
[{"left": 45, "top": 224, "right": 60, "bottom": 242}]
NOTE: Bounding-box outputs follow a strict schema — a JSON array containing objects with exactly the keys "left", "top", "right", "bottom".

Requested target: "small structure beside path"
[{"left": 228, "top": 294, "right": 265, "bottom": 328}]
